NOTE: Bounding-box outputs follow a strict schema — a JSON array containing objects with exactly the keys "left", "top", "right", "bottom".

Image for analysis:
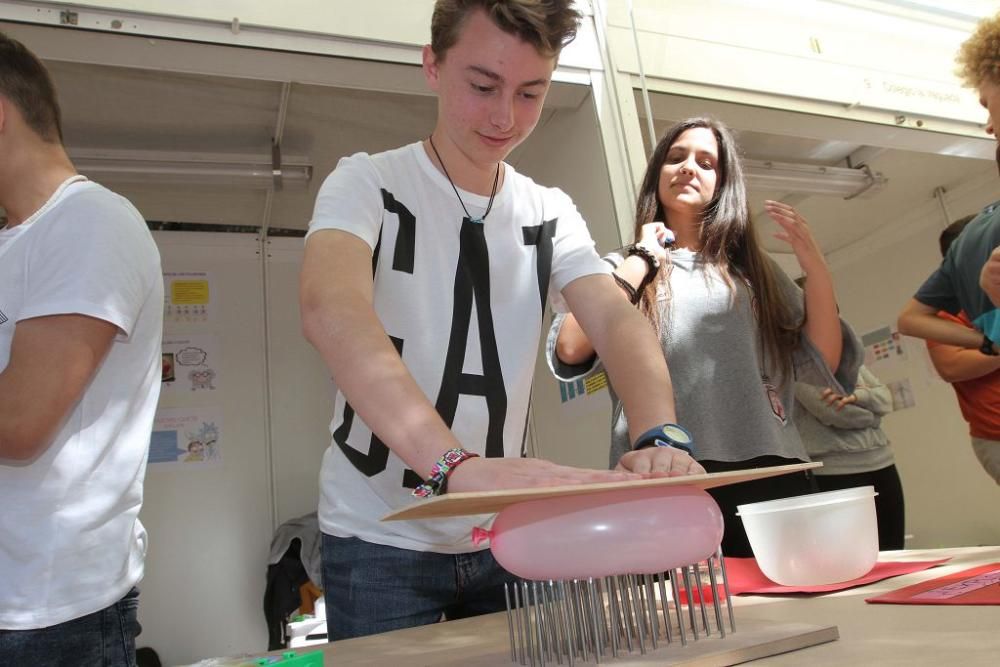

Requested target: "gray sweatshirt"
[
  {"left": 793, "top": 365, "right": 895, "bottom": 475},
  {"left": 546, "top": 248, "right": 863, "bottom": 468}
]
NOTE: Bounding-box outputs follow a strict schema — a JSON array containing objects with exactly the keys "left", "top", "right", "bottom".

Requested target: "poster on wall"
[
  {"left": 163, "top": 271, "right": 215, "bottom": 325},
  {"left": 557, "top": 370, "right": 609, "bottom": 417},
  {"left": 161, "top": 334, "right": 219, "bottom": 393},
  {"left": 862, "top": 325, "right": 907, "bottom": 368},
  {"left": 149, "top": 407, "right": 223, "bottom": 466},
  {"left": 888, "top": 378, "right": 917, "bottom": 411}
]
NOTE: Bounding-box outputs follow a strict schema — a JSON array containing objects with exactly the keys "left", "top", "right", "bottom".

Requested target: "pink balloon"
[{"left": 473, "top": 485, "right": 723, "bottom": 581}]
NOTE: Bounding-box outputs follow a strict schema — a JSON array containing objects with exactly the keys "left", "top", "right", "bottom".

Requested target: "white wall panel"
[{"left": 140, "top": 232, "right": 272, "bottom": 666}]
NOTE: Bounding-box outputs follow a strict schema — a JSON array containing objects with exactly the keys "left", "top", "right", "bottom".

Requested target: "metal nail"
[
  {"left": 544, "top": 582, "right": 563, "bottom": 665},
  {"left": 671, "top": 570, "right": 688, "bottom": 646},
  {"left": 557, "top": 580, "right": 575, "bottom": 667},
  {"left": 520, "top": 580, "right": 535, "bottom": 666},
  {"left": 656, "top": 572, "right": 673, "bottom": 644},
  {"left": 505, "top": 582, "right": 517, "bottom": 662},
  {"left": 680, "top": 566, "right": 699, "bottom": 640},
  {"left": 532, "top": 582, "right": 546, "bottom": 666},
  {"left": 628, "top": 575, "right": 646, "bottom": 654},
  {"left": 717, "top": 547, "right": 736, "bottom": 632},
  {"left": 643, "top": 573, "right": 659, "bottom": 649},
  {"left": 693, "top": 561, "right": 711, "bottom": 636},
  {"left": 706, "top": 557, "right": 725, "bottom": 638},
  {"left": 586, "top": 578, "right": 603, "bottom": 663}
]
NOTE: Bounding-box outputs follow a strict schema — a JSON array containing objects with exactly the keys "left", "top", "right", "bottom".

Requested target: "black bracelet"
[
  {"left": 612, "top": 272, "right": 639, "bottom": 304},
  {"left": 626, "top": 243, "right": 660, "bottom": 294},
  {"left": 982, "top": 334, "right": 999, "bottom": 356},
  {"left": 626, "top": 243, "right": 660, "bottom": 272}
]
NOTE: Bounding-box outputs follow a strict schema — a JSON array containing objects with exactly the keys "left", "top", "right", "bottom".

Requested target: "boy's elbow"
[
  {"left": 932, "top": 365, "right": 959, "bottom": 384},
  {"left": 300, "top": 303, "right": 323, "bottom": 347},
  {"left": 896, "top": 311, "right": 914, "bottom": 336},
  {"left": 897, "top": 299, "right": 931, "bottom": 337},
  {"left": 299, "top": 280, "right": 337, "bottom": 346}
]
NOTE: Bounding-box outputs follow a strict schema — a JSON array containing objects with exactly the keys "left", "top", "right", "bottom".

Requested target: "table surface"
[{"left": 251, "top": 546, "right": 1000, "bottom": 667}]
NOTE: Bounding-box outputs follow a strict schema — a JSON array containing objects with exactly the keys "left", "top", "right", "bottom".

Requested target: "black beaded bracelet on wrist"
[{"left": 626, "top": 243, "right": 660, "bottom": 295}]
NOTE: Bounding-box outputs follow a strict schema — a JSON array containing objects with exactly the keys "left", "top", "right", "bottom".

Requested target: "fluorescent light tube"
[
  {"left": 67, "top": 148, "right": 313, "bottom": 189},
  {"left": 744, "top": 159, "right": 887, "bottom": 199}
]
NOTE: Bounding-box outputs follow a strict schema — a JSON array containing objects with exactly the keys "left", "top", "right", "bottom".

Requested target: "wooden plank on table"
[
  {"left": 382, "top": 462, "right": 820, "bottom": 521},
  {"left": 317, "top": 613, "right": 839, "bottom": 666}
]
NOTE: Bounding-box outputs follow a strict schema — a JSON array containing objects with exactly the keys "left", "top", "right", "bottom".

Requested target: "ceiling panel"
[
  {"left": 44, "top": 57, "right": 582, "bottom": 230},
  {"left": 49, "top": 61, "right": 284, "bottom": 154}
]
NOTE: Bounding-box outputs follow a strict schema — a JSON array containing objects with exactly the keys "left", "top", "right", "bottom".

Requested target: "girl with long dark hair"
[{"left": 549, "top": 117, "right": 863, "bottom": 556}]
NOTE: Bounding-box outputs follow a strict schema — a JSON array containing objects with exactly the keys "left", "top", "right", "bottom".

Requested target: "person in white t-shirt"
[
  {"left": 0, "top": 32, "right": 163, "bottom": 666},
  {"left": 301, "top": 0, "right": 704, "bottom": 641}
]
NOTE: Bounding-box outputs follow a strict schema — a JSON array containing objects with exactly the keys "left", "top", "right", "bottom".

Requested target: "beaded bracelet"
[
  {"left": 626, "top": 242, "right": 661, "bottom": 295},
  {"left": 412, "top": 447, "right": 480, "bottom": 498}
]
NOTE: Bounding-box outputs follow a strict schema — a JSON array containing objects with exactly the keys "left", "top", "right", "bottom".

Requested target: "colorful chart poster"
[
  {"left": 163, "top": 271, "right": 214, "bottom": 325},
  {"left": 150, "top": 407, "right": 223, "bottom": 466},
  {"left": 862, "top": 325, "right": 907, "bottom": 366},
  {"left": 559, "top": 370, "right": 608, "bottom": 403}
]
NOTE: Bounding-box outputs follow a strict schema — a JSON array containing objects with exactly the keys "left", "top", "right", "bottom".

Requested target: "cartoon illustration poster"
[
  {"left": 150, "top": 407, "right": 223, "bottom": 466},
  {"left": 161, "top": 335, "right": 219, "bottom": 393},
  {"left": 163, "top": 271, "right": 214, "bottom": 325}
]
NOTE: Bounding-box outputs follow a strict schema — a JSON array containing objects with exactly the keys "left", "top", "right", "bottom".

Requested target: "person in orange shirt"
[{"left": 927, "top": 215, "right": 1000, "bottom": 484}]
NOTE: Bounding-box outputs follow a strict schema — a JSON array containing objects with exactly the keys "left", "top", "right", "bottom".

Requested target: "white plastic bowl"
[{"left": 737, "top": 486, "right": 879, "bottom": 586}]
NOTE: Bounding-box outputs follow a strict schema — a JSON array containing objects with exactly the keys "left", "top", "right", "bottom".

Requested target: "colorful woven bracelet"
[{"left": 412, "top": 447, "right": 480, "bottom": 498}]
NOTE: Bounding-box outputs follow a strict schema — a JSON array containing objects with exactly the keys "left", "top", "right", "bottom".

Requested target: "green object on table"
[{"left": 250, "top": 650, "right": 323, "bottom": 666}]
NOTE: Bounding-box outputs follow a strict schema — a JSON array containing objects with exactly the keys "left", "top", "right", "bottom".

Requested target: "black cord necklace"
[{"left": 428, "top": 135, "right": 500, "bottom": 224}]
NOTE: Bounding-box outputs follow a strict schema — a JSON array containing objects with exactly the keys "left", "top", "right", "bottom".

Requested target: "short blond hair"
[{"left": 956, "top": 12, "right": 1000, "bottom": 88}]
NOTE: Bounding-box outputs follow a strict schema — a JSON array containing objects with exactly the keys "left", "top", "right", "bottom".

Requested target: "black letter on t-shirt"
[
  {"left": 373, "top": 189, "right": 415, "bottom": 274},
  {"left": 522, "top": 218, "right": 557, "bottom": 311},
  {"left": 434, "top": 219, "right": 507, "bottom": 459},
  {"left": 332, "top": 336, "right": 404, "bottom": 477}
]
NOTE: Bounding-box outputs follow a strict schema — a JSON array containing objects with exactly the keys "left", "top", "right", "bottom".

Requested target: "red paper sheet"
[
  {"left": 865, "top": 562, "right": 1000, "bottom": 605},
  {"left": 682, "top": 557, "right": 950, "bottom": 602}
]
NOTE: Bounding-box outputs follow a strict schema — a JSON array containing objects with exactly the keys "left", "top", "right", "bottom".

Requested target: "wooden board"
[
  {"left": 382, "top": 462, "right": 820, "bottom": 521},
  {"left": 312, "top": 615, "right": 838, "bottom": 666}
]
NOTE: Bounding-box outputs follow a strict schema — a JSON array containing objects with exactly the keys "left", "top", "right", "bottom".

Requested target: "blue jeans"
[
  {"left": 321, "top": 533, "right": 516, "bottom": 641},
  {"left": 0, "top": 587, "right": 140, "bottom": 666}
]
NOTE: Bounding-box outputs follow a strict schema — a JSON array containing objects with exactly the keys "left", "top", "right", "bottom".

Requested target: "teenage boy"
[
  {"left": 925, "top": 216, "right": 1000, "bottom": 484},
  {"left": 0, "top": 32, "right": 163, "bottom": 665},
  {"left": 301, "top": 0, "right": 701, "bottom": 640}
]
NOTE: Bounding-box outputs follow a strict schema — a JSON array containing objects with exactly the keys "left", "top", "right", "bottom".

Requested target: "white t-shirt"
[
  {"left": 0, "top": 179, "right": 163, "bottom": 629},
  {"left": 307, "top": 142, "right": 608, "bottom": 552}
]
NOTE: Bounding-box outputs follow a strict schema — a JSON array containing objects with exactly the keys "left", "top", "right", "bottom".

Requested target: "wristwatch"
[
  {"left": 632, "top": 423, "right": 695, "bottom": 455},
  {"left": 981, "top": 334, "right": 999, "bottom": 356}
]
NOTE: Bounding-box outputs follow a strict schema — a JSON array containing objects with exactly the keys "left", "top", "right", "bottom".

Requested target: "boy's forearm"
[
  {"left": 898, "top": 299, "right": 986, "bottom": 348},
  {"left": 600, "top": 313, "right": 677, "bottom": 440}
]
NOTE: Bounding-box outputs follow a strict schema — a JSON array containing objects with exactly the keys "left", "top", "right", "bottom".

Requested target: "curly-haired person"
[{"left": 899, "top": 12, "right": 1000, "bottom": 366}]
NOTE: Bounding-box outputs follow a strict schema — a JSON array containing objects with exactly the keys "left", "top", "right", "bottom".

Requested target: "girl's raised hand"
[{"left": 764, "top": 200, "right": 825, "bottom": 271}]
